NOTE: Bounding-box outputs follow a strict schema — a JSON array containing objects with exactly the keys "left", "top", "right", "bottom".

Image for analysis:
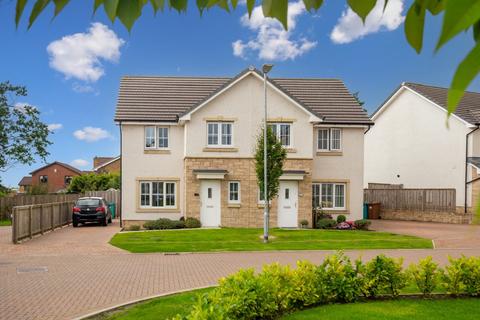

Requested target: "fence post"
[
  {"left": 28, "top": 206, "right": 33, "bottom": 239},
  {"left": 40, "top": 204, "right": 44, "bottom": 235},
  {"left": 12, "top": 207, "right": 17, "bottom": 244},
  {"left": 422, "top": 190, "right": 426, "bottom": 211},
  {"left": 51, "top": 204, "right": 54, "bottom": 231}
]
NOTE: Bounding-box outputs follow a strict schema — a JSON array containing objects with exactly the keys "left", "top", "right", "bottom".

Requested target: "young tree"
[
  {"left": 0, "top": 82, "right": 51, "bottom": 181},
  {"left": 254, "top": 125, "right": 287, "bottom": 218}
]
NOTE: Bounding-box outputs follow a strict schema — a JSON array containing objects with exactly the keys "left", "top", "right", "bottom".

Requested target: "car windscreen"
[{"left": 76, "top": 199, "right": 101, "bottom": 207}]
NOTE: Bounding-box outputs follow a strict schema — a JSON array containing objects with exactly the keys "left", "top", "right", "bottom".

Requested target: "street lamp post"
[{"left": 262, "top": 64, "right": 273, "bottom": 243}]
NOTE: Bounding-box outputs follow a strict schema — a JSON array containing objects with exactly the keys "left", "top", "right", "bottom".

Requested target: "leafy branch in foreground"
[
  {"left": 11, "top": 0, "right": 480, "bottom": 117},
  {"left": 0, "top": 82, "right": 51, "bottom": 179}
]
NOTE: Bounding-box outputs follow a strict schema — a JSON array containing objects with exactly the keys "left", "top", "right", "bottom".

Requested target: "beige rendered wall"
[
  {"left": 121, "top": 123, "right": 184, "bottom": 222},
  {"left": 364, "top": 87, "right": 471, "bottom": 207},
  {"left": 184, "top": 73, "right": 314, "bottom": 159},
  {"left": 312, "top": 127, "right": 365, "bottom": 220}
]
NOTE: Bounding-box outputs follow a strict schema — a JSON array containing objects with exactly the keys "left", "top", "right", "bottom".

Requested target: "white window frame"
[
  {"left": 317, "top": 128, "right": 342, "bottom": 152},
  {"left": 139, "top": 181, "right": 177, "bottom": 209},
  {"left": 269, "top": 123, "right": 292, "bottom": 147},
  {"left": 228, "top": 181, "right": 241, "bottom": 204},
  {"left": 312, "top": 183, "right": 346, "bottom": 210},
  {"left": 206, "top": 122, "right": 233, "bottom": 147},
  {"left": 144, "top": 126, "right": 170, "bottom": 150}
]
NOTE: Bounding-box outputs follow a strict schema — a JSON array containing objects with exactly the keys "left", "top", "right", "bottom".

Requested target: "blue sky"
[{"left": 0, "top": 0, "right": 478, "bottom": 187}]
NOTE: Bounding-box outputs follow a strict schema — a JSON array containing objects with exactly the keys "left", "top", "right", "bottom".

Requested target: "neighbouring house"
[
  {"left": 115, "top": 67, "right": 372, "bottom": 228},
  {"left": 29, "top": 161, "right": 83, "bottom": 193},
  {"left": 18, "top": 176, "right": 32, "bottom": 193},
  {"left": 365, "top": 82, "right": 480, "bottom": 212},
  {"left": 93, "top": 156, "right": 120, "bottom": 174}
]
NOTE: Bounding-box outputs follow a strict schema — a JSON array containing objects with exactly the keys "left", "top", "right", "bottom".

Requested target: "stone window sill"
[
  {"left": 144, "top": 149, "right": 171, "bottom": 154},
  {"left": 316, "top": 151, "right": 343, "bottom": 156},
  {"left": 227, "top": 203, "right": 241, "bottom": 208},
  {"left": 203, "top": 147, "right": 238, "bottom": 152}
]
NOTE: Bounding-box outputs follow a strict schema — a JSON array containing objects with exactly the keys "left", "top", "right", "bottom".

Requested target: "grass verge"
[
  {"left": 284, "top": 298, "right": 480, "bottom": 319},
  {"left": 110, "top": 228, "right": 432, "bottom": 253},
  {"left": 0, "top": 219, "right": 12, "bottom": 226}
]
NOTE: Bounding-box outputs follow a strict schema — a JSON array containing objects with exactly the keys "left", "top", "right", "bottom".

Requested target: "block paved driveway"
[{"left": 1, "top": 220, "right": 480, "bottom": 320}]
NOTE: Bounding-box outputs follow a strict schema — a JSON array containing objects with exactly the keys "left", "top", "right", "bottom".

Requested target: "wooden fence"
[
  {"left": 1, "top": 191, "right": 120, "bottom": 220},
  {"left": 368, "top": 183, "right": 404, "bottom": 189},
  {"left": 364, "top": 188, "right": 456, "bottom": 212},
  {"left": 11, "top": 201, "right": 75, "bottom": 243},
  {"left": 0, "top": 194, "right": 81, "bottom": 220}
]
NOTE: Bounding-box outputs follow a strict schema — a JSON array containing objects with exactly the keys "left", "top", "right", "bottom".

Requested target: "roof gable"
[
  {"left": 404, "top": 82, "right": 480, "bottom": 126},
  {"left": 30, "top": 161, "right": 83, "bottom": 175},
  {"left": 93, "top": 156, "right": 120, "bottom": 171},
  {"left": 115, "top": 68, "right": 372, "bottom": 125}
]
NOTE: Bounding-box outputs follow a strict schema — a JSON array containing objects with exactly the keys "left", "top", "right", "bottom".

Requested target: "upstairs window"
[
  {"left": 39, "top": 175, "right": 48, "bottom": 184},
  {"left": 145, "top": 126, "right": 169, "bottom": 149},
  {"left": 207, "top": 122, "right": 233, "bottom": 147},
  {"left": 64, "top": 176, "right": 72, "bottom": 185},
  {"left": 269, "top": 123, "right": 291, "bottom": 147},
  {"left": 317, "top": 128, "right": 342, "bottom": 151}
]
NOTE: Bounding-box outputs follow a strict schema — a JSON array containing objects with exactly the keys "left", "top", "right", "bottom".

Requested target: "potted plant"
[{"left": 300, "top": 219, "right": 309, "bottom": 229}]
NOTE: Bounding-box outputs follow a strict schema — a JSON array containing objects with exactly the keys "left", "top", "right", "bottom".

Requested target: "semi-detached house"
[{"left": 115, "top": 67, "right": 373, "bottom": 228}]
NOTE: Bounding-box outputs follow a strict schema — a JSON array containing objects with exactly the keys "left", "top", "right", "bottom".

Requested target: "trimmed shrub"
[
  {"left": 143, "top": 218, "right": 184, "bottom": 230},
  {"left": 354, "top": 219, "right": 371, "bottom": 230},
  {"left": 407, "top": 256, "right": 441, "bottom": 296},
  {"left": 316, "top": 218, "right": 337, "bottom": 229},
  {"left": 126, "top": 225, "right": 140, "bottom": 231},
  {"left": 459, "top": 256, "right": 480, "bottom": 296},
  {"left": 185, "top": 217, "right": 201, "bottom": 228},
  {"left": 300, "top": 219, "right": 309, "bottom": 228},
  {"left": 317, "top": 252, "right": 363, "bottom": 303},
  {"left": 336, "top": 215, "right": 346, "bottom": 223},
  {"left": 443, "top": 256, "right": 465, "bottom": 295},
  {"left": 291, "top": 261, "right": 322, "bottom": 307},
  {"left": 362, "top": 255, "right": 406, "bottom": 297}
]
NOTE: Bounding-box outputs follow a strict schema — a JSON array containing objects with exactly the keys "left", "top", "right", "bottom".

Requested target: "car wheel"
[
  {"left": 108, "top": 216, "right": 112, "bottom": 224},
  {"left": 73, "top": 220, "right": 78, "bottom": 228},
  {"left": 102, "top": 216, "right": 108, "bottom": 226}
]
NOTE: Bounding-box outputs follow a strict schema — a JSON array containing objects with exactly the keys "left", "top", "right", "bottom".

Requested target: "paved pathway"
[{"left": 1, "top": 220, "right": 480, "bottom": 320}]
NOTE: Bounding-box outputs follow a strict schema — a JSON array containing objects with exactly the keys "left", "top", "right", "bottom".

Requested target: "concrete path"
[{"left": 1, "top": 220, "right": 480, "bottom": 320}]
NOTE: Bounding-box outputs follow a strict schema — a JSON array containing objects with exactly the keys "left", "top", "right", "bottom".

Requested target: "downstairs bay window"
[
  {"left": 140, "top": 181, "right": 177, "bottom": 208},
  {"left": 312, "top": 183, "right": 346, "bottom": 210}
]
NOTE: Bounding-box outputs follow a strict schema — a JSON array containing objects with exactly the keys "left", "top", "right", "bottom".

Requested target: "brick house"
[
  {"left": 115, "top": 67, "right": 372, "bottom": 228},
  {"left": 17, "top": 176, "right": 32, "bottom": 193},
  {"left": 30, "top": 162, "right": 83, "bottom": 193},
  {"left": 93, "top": 156, "right": 120, "bottom": 174}
]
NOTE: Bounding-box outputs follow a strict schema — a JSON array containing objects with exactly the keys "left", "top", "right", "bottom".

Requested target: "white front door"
[
  {"left": 200, "top": 180, "right": 221, "bottom": 227},
  {"left": 278, "top": 181, "right": 298, "bottom": 228}
]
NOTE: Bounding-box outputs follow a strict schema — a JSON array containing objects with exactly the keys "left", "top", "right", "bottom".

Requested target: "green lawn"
[
  {"left": 0, "top": 219, "right": 11, "bottom": 226},
  {"left": 89, "top": 288, "right": 211, "bottom": 320},
  {"left": 284, "top": 298, "right": 480, "bottom": 320},
  {"left": 110, "top": 228, "right": 432, "bottom": 253},
  {"left": 91, "top": 288, "right": 480, "bottom": 320}
]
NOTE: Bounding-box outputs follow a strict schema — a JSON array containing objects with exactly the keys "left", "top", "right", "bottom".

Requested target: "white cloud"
[
  {"left": 47, "top": 123, "right": 63, "bottom": 132},
  {"left": 330, "top": 0, "right": 405, "bottom": 44},
  {"left": 232, "top": 1, "right": 316, "bottom": 61},
  {"left": 73, "top": 126, "right": 111, "bottom": 142},
  {"left": 47, "top": 23, "right": 125, "bottom": 82},
  {"left": 72, "top": 83, "right": 95, "bottom": 93},
  {"left": 70, "top": 159, "right": 89, "bottom": 168}
]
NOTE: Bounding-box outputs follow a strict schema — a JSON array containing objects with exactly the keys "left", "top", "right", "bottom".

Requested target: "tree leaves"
[
  {"left": 28, "top": 0, "right": 51, "bottom": 29},
  {"left": 448, "top": 42, "right": 480, "bottom": 114},
  {"left": 53, "top": 0, "right": 70, "bottom": 17},
  {"left": 262, "top": 0, "right": 288, "bottom": 29},
  {"left": 117, "top": 0, "right": 146, "bottom": 31},
  {"left": 347, "top": 0, "right": 376, "bottom": 23},
  {"left": 474, "top": 21, "right": 480, "bottom": 42},
  {"left": 303, "top": 0, "right": 323, "bottom": 12},
  {"left": 405, "top": 1, "right": 426, "bottom": 54},
  {"left": 247, "top": 0, "right": 255, "bottom": 18},
  {"left": 15, "top": 0, "right": 28, "bottom": 27},
  {"left": 437, "top": 0, "right": 480, "bottom": 51},
  {"left": 103, "top": 0, "right": 119, "bottom": 22}
]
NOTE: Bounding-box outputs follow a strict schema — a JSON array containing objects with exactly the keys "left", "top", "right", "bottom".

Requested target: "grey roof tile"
[{"left": 115, "top": 69, "right": 372, "bottom": 125}]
